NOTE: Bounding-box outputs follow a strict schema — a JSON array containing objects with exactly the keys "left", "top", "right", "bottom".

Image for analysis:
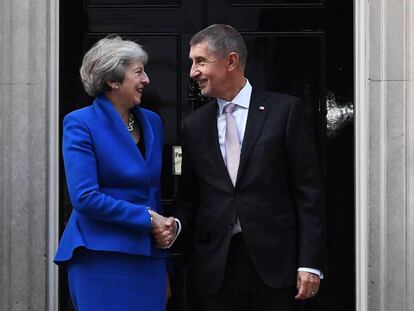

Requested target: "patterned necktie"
[{"left": 224, "top": 103, "right": 240, "bottom": 186}]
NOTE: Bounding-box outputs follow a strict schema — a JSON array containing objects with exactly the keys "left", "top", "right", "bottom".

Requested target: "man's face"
[{"left": 189, "top": 41, "right": 229, "bottom": 98}]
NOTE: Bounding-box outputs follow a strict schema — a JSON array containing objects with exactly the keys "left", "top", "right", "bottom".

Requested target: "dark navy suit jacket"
[{"left": 55, "top": 95, "right": 167, "bottom": 263}]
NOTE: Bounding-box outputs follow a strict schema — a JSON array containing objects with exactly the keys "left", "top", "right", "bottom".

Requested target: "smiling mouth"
[{"left": 197, "top": 79, "right": 207, "bottom": 87}]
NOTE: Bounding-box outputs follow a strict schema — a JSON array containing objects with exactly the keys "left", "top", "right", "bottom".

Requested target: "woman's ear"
[{"left": 106, "top": 80, "right": 119, "bottom": 90}]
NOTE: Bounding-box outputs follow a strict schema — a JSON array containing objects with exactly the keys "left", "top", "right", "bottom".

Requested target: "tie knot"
[{"left": 224, "top": 103, "right": 237, "bottom": 114}]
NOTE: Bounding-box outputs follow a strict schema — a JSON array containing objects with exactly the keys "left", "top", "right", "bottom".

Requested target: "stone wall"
[
  {"left": 368, "top": 0, "right": 414, "bottom": 310},
  {"left": 0, "top": 0, "right": 48, "bottom": 310}
]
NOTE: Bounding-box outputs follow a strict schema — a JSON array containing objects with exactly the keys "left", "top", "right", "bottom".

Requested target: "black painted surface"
[
  {"left": 59, "top": 0, "right": 354, "bottom": 310},
  {"left": 230, "top": 0, "right": 324, "bottom": 5}
]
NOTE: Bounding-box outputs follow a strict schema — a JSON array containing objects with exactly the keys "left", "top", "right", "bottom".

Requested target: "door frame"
[
  {"left": 47, "top": 2, "right": 369, "bottom": 310},
  {"left": 354, "top": 0, "right": 369, "bottom": 310},
  {"left": 47, "top": 1, "right": 60, "bottom": 311}
]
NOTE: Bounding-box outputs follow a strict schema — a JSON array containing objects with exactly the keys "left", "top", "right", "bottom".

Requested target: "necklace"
[{"left": 126, "top": 113, "right": 134, "bottom": 132}]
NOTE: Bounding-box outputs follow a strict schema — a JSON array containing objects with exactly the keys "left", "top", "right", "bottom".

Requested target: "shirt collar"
[{"left": 217, "top": 79, "right": 252, "bottom": 115}]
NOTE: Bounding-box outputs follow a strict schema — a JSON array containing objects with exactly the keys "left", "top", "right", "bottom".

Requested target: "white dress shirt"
[{"left": 217, "top": 80, "right": 252, "bottom": 160}]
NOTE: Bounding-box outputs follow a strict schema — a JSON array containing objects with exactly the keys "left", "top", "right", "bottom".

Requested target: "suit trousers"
[{"left": 198, "top": 233, "right": 304, "bottom": 311}]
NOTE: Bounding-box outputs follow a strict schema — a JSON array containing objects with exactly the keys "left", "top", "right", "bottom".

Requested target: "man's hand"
[
  {"left": 295, "top": 271, "right": 320, "bottom": 300},
  {"left": 150, "top": 211, "right": 177, "bottom": 248}
]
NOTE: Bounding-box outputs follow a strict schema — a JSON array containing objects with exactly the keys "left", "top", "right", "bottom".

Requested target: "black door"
[{"left": 59, "top": 1, "right": 354, "bottom": 310}]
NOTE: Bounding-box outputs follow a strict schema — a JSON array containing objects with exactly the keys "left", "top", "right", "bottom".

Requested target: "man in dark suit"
[{"left": 156, "top": 24, "right": 325, "bottom": 310}]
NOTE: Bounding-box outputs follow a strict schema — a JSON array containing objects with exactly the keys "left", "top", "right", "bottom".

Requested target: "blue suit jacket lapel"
[
  {"left": 133, "top": 107, "right": 154, "bottom": 163},
  {"left": 93, "top": 95, "right": 153, "bottom": 164}
]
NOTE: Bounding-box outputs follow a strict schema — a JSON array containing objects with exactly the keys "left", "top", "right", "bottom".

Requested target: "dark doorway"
[{"left": 58, "top": 1, "right": 354, "bottom": 310}]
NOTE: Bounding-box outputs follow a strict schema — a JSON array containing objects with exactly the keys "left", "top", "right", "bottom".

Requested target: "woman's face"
[{"left": 118, "top": 60, "right": 150, "bottom": 107}]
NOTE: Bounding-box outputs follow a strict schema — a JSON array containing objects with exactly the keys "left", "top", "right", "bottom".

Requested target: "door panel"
[
  {"left": 243, "top": 33, "right": 325, "bottom": 146},
  {"left": 88, "top": 0, "right": 179, "bottom": 4},
  {"left": 231, "top": 1, "right": 323, "bottom": 4},
  {"left": 59, "top": 0, "right": 353, "bottom": 310}
]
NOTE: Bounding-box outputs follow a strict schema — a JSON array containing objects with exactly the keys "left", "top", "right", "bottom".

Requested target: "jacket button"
[
  {"left": 228, "top": 224, "right": 233, "bottom": 230},
  {"left": 233, "top": 192, "right": 240, "bottom": 198}
]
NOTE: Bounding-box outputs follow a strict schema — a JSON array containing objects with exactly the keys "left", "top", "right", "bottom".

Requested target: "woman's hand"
[{"left": 150, "top": 211, "right": 177, "bottom": 248}]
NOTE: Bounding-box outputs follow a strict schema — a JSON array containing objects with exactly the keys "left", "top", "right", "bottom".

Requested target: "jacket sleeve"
[
  {"left": 285, "top": 99, "right": 326, "bottom": 270},
  {"left": 62, "top": 113, "right": 152, "bottom": 232}
]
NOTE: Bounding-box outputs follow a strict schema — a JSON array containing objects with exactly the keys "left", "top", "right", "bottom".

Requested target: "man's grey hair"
[
  {"left": 80, "top": 35, "right": 148, "bottom": 97},
  {"left": 190, "top": 24, "right": 247, "bottom": 68}
]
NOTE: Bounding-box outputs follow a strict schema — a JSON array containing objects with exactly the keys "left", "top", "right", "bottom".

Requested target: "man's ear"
[{"left": 227, "top": 52, "right": 240, "bottom": 71}]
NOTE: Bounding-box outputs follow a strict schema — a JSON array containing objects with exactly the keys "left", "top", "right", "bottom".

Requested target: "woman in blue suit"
[{"left": 54, "top": 35, "right": 177, "bottom": 311}]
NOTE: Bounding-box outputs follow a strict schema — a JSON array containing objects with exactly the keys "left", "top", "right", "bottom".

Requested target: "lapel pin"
[{"left": 258, "top": 106, "right": 265, "bottom": 111}]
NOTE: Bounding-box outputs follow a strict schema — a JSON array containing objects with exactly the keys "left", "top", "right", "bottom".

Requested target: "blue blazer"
[{"left": 55, "top": 95, "right": 168, "bottom": 264}]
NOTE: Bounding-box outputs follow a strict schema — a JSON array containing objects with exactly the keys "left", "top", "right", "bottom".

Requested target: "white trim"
[
  {"left": 355, "top": 0, "right": 369, "bottom": 311},
  {"left": 47, "top": 0, "right": 59, "bottom": 310}
]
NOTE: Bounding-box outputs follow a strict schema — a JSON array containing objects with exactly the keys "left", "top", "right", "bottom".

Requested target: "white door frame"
[
  {"left": 47, "top": 0, "right": 60, "bottom": 310},
  {"left": 354, "top": 0, "right": 369, "bottom": 310}
]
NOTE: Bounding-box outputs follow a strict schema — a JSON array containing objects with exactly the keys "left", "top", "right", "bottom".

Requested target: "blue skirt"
[{"left": 67, "top": 249, "right": 167, "bottom": 311}]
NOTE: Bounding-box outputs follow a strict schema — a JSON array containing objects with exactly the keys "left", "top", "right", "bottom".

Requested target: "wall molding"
[
  {"left": 47, "top": 0, "right": 59, "bottom": 310},
  {"left": 354, "top": 0, "right": 369, "bottom": 310}
]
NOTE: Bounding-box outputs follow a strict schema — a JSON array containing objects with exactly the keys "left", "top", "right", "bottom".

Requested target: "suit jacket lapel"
[
  {"left": 205, "top": 99, "right": 234, "bottom": 186},
  {"left": 237, "top": 88, "right": 270, "bottom": 182},
  {"left": 133, "top": 107, "right": 154, "bottom": 162},
  {"left": 94, "top": 95, "right": 147, "bottom": 163}
]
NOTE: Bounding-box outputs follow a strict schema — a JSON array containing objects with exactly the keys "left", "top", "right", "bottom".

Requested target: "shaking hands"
[{"left": 149, "top": 210, "right": 178, "bottom": 248}]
